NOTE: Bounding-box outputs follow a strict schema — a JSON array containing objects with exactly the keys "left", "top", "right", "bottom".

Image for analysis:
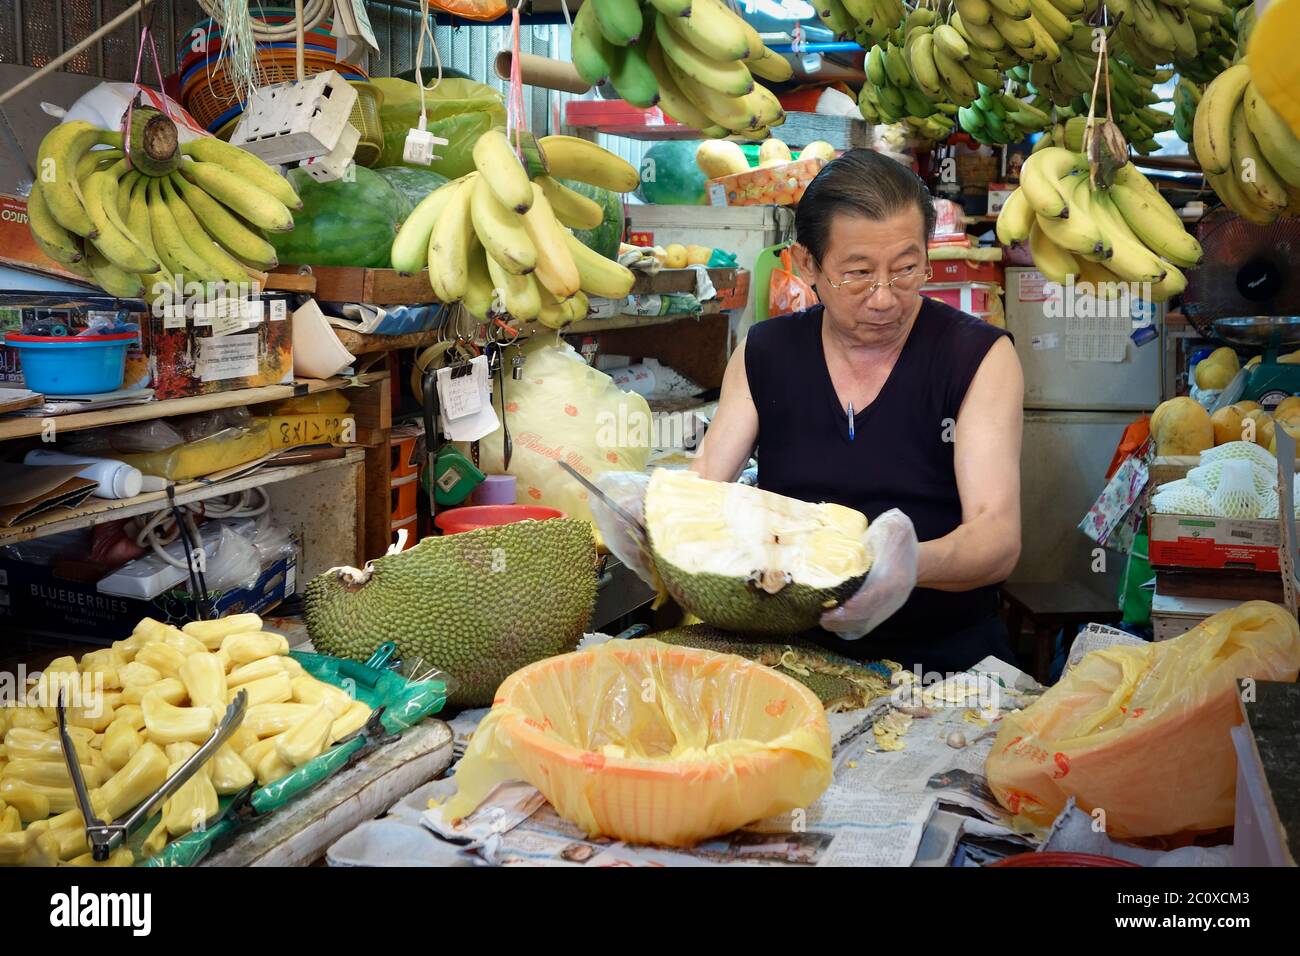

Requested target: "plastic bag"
[
  {"left": 439, "top": 639, "right": 833, "bottom": 847},
  {"left": 372, "top": 78, "right": 506, "bottom": 176},
  {"left": 429, "top": 0, "right": 507, "bottom": 19},
  {"left": 770, "top": 248, "right": 818, "bottom": 317},
  {"left": 986, "top": 601, "right": 1300, "bottom": 838},
  {"left": 477, "top": 336, "right": 651, "bottom": 531},
  {"left": 118, "top": 419, "right": 271, "bottom": 480}
]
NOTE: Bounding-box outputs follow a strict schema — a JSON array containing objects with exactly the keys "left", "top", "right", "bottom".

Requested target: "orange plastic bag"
[
  {"left": 987, "top": 601, "right": 1300, "bottom": 838},
  {"left": 769, "top": 248, "right": 818, "bottom": 317},
  {"left": 439, "top": 639, "right": 833, "bottom": 847},
  {"left": 430, "top": 0, "right": 507, "bottom": 20}
]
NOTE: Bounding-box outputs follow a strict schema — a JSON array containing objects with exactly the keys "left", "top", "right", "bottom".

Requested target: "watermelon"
[
  {"left": 636, "top": 140, "right": 708, "bottom": 205},
  {"left": 561, "top": 179, "right": 625, "bottom": 261},
  {"left": 271, "top": 166, "right": 405, "bottom": 269},
  {"left": 375, "top": 166, "right": 450, "bottom": 219}
]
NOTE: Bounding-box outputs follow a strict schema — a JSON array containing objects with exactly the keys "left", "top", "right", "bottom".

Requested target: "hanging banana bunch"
[
  {"left": 1173, "top": 77, "right": 1202, "bottom": 143},
  {"left": 572, "top": 0, "right": 790, "bottom": 137},
  {"left": 390, "top": 132, "right": 639, "bottom": 330},
  {"left": 1193, "top": 59, "right": 1300, "bottom": 224},
  {"left": 996, "top": 147, "right": 1202, "bottom": 301},
  {"left": 29, "top": 107, "right": 298, "bottom": 299},
  {"left": 957, "top": 67, "right": 1054, "bottom": 145}
]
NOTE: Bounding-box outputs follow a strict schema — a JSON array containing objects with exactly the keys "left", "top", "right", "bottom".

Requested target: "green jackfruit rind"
[
  {"left": 649, "top": 624, "right": 892, "bottom": 711},
  {"left": 303, "top": 518, "right": 597, "bottom": 708},
  {"left": 652, "top": 557, "right": 866, "bottom": 634}
]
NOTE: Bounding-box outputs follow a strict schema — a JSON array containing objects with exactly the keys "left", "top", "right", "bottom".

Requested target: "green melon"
[
  {"left": 636, "top": 140, "right": 709, "bottom": 205},
  {"left": 270, "top": 166, "right": 405, "bottom": 269},
  {"left": 560, "top": 179, "right": 625, "bottom": 260},
  {"left": 375, "top": 166, "right": 450, "bottom": 219}
]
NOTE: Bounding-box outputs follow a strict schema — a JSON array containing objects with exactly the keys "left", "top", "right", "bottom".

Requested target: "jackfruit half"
[
  {"left": 302, "top": 518, "right": 597, "bottom": 708},
  {"left": 643, "top": 470, "right": 872, "bottom": 634}
]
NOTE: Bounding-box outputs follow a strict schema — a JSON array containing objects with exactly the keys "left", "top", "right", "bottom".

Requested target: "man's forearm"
[{"left": 915, "top": 514, "right": 1020, "bottom": 592}]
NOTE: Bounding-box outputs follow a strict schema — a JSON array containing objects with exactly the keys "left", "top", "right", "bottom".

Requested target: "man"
[{"left": 689, "top": 149, "right": 1024, "bottom": 674}]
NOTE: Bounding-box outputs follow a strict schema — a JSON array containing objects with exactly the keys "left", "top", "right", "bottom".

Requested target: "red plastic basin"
[{"left": 434, "top": 505, "right": 566, "bottom": 535}]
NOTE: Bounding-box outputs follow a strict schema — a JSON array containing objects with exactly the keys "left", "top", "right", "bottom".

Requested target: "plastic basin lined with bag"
[
  {"left": 440, "top": 639, "right": 833, "bottom": 847},
  {"left": 434, "top": 505, "right": 565, "bottom": 534},
  {"left": 986, "top": 601, "right": 1300, "bottom": 839}
]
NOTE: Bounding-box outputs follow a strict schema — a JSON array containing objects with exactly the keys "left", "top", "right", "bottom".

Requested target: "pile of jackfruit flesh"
[{"left": 644, "top": 470, "right": 870, "bottom": 587}]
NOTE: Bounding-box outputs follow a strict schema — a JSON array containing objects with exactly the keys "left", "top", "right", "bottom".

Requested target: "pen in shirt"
[{"left": 847, "top": 402, "right": 855, "bottom": 441}]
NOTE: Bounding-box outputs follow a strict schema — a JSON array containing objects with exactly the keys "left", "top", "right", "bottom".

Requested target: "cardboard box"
[
  {"left": 706, "top": 157, "right": 826, "bottom": 208},
  {"left": 145, "top": 292, "right": 294, "bottom": 400},
  {"left": 0, "top": 551, "right": 297, "bottom": 643},
  {"left": 987, "top": 182, "right": 1017, "bottom": 215},
  {"left": 0, "top": 193, "right": 91, "bottom": 283},
  {"left": 1148, "top": 512, "right": 1281, "bottom": 572}
]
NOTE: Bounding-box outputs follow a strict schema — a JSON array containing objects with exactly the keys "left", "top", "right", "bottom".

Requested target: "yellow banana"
[
  {"left": 390, "top": 178, "right": 465, "bottom": 275},
  {"left": 653, "top": 9, "right": 754, "bottom": 97},
  {"left": 933, "top": 42, "right": 978, "bottom": 103},
  {"left": 535, "top": 175, "right": 605, "bottom": 230},
  {"left": 462, "top": 242, "right": 497, "bottom": 320},
  {"left": 469, "top": 175, "right": 537, "bottom": 275},
  {"left": 1107, "top": 181, "right": 1203, "bottom": 268},
  {"left": 521, "top": 182, "right": 581, "bottom": 300},
  {"left": 539, "top": 135, "right": 641, "bottom": 193},
  {"left": 181, "top": 137, "right": 301, "bottom": 210},
  {"left": 84, "top": 243, "right": 146, "bottom": 298},
  {"left": 990, "top": 8, "right": 1035, "bottom": 49},
  {"left": 147, "top": 178, "right": 220, "bottom": 285},
  {"left": 36, "top": 121, "right": 116, "bottom": 237},
  {"left": 1019, "top": 146, "right": 1083, "bottom": 218},
  {"left": 1192, "top": 62, "right": 1250, "bottom": 176},
  {"left": 180, "top": 160, "right": 294, "bottom": 232},
  {"left": 472, "top": 129, "right": 534, "bottom": 214},
  {"left": 1089, "top": 189, "right": 1167, "bottom": 284},
  {"left": 161, "top": 176, "right": 249, "bottom": 286},
  {"left": 955, "top": 0, "right": 994, "bottom": 26},
  {"left": 1035, "top": 174, "right": 1108, "bottom": 258},
  {"left": 909, "top": 33, "right": 946, "bottom": 98},
  {"left": 485, "top": 253, "right": 542, "bottom": 321},
  {"left": 995, "top": 187, "right": 1035, "bottom": 244},
  {"left": 1028, "top": 219, "right": 1078, "bottom": 284},
  {"left": 1244, "top": 83, "right": 1300, "bottom": 189},
  {"left": 428, "top": 177, "right": 476, "bottom": 301},
  {"left": 565, "top": 232, "right": 636, "bottom": 299},
  {"left": 82, "top": 165, "right": 157, "bottom": 273},
  {"left": 645, "top": 36, "right": 717, "bottom": 131},
  {"left": 170, "top": 172, "right": 279, "bottom": 270},
  {"left": 663, "top": 0, "right": 749, "bottom": 62},
  {"left": 1230, "top": 101, "right": 1289, "bottom": 210},
  {"left": 666, "top": 54, "right": 762, "bottom": 131},
  {"left": 26, "top": 182, "right": 84, "bottom": 265}
]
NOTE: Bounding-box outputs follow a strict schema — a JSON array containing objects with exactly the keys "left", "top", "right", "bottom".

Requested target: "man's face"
[{"left": 793, "top": 207, "right": 930, "bottom": 348}]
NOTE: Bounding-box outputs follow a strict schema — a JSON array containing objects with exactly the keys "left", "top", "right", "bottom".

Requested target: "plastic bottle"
[{"left": 23, "top": 449, "right": 144, "bottom": 499}]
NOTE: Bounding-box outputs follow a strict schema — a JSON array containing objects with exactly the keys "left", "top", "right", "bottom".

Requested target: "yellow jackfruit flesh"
[{"left": 643, "top": 470, "right": 872, "bottom": 634}]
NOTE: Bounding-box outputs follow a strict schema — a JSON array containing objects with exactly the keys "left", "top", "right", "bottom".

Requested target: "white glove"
[
  {"left": 818, "top": 509, "right": 919, "bottom": 640},
  {"left": 586, "top": 470, "right": 660, "bottom": 589}
]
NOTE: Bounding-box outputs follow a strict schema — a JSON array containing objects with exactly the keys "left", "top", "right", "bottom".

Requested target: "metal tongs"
[{"left": 57, "top": 689, "right": 249, "bottom": 861}]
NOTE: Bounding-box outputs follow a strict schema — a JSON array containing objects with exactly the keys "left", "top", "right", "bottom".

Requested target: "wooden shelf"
[
  {"left": 0, "top": 371, "right": 388, "bottom": 442},
  {"left": 562, "top": 308, "right": 720, "bottom": 334},
  {"left": 0, "top": 448, "right": 366, "bottom": 546}
]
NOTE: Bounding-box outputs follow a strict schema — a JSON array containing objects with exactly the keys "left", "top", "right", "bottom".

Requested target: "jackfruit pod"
[
  {"left": 290, "top": 676, "right": 352, "bottom": 717},
  {"left": 5, "top": 707, "right": 54, "bottom": 731},
  {"left": 255, "top": 748, "right": 294, "bottom": 787},
  {"left": 329, "top": 700, "right": 372, "bottom": 743},
  {"left": 0, "top": 780, "right": 49, "bottom": 821},
  {"left": 227, "top": 656, "right": 287, "bottom": 686},
  {"left": 119, "top": 661, "right": 164, "bottom": 687},
  {"left": 244, "top": 703, "right": 313, "bottom": 738},
  {"left": 226, "top": 725, "right": 259, "bottom": 754},
  {"left": 113, "top": 703, "right": 145, "bottom": 732},
  {"left": 2, "top": 727, "right": 93, "bottom": 762},
  {"left": 161, "top": 754, "right": 219, "bottom": 837},
  {"left": 183, "top": 613, "right": 265, "bottom": 650},
  {"left": 160, "top": 629, "right": 208, "bottom": 656},
  {"left": 79, "top": 648, "right": 126, "bottom": 690},
  {"left": 121, "top": 678, "right": 186, "bottom": 706},
  {"left": 276, "top": 702, "right": 334, "bottom": 767},
  {"left": 0, "top": 776, "right": 75, "bottom": 814},
  {"left": 220, "top": 630, "right": 289, "bottom": 665},
  {"left": 231, "top": 670, "right": 292, "bottom": 707},
  {"left": 67, "top": 848, "right": 134, "bottom": 866},
  {"left": 1, "top": 757, "right": 105, "bottom": 788},
  {"left": 91, "top": 741, "right": 169, "bottom": 820},
  {"left": 0, "top": 805, "right": 20, "bottom": 834},
  {"left": 163, "top": 741, "right": 201, "bottom": 767},
  {"left": 135, "top": 642, "right": 187, "bottom": 678},
  {"left": 211, "top": 744, "right": 254, "bottom": 794},
  {"left": 179, "top": 653, "right": 228, "bottom": 712},
  {"left": 142, "top": 819, "right": 168, "bottom": 857},
  {"left": 0, "top": 830, "right": 59, "bottom": 866},
  {"left": 239, "top": 735, "right": 280, "bottom": 768},
  {"left": 142, "top": 695, "right": 214, "bottom": 746},
  {"left": 49, "top": 823, "right": 90, "bottom": 860}
]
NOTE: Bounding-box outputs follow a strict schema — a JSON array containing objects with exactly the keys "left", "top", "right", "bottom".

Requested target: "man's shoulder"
[
  {"left": 747, "top": 304, "right": 822, "bottom": 348},
  {"left": 920, "top": 296, "right": 1011, "bottom": 346}
]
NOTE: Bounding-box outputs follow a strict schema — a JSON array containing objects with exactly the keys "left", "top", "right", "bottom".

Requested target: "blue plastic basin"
[{"left": 5, "top": 332, "right": 136, "bottom": 396}]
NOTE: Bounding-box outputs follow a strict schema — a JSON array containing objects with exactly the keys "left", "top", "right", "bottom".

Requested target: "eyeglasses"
[{"left": 819, "top": 264, "right": 934, "bottom": 296}]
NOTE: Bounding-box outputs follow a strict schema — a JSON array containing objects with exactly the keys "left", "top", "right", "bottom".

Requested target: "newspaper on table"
[
  {"left": 421, "top": 656, "right": 1045, "bottom": 866},
  {"left": 1065, "top": 622, "right": 1146, "bottom": 674}
]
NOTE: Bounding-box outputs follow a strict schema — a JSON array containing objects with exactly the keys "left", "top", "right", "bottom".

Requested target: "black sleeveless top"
[{"left": 744, "top": 298, "right": 1011, "bottom": 654}]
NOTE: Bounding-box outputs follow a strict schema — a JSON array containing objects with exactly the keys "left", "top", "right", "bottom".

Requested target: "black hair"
[{"left": 795, "top": 148, "right": 936, "bottom": 263}]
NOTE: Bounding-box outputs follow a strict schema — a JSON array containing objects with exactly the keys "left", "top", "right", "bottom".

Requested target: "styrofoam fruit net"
[
  {"left": 1187, "top": 460, "right": 1277, "bottom": 497},
  {"left": 1260, "top": 490, "right": 1281, "bottom": 519},
  {"left": 1209, "top": 460, "right": 1265, "bottom": 518},
  {"left": 1151, "top": 479, "right": 1216, "bottom": 516},
  {"left": 1200, "top": 441, "right": 1278, "bottom": 471}
]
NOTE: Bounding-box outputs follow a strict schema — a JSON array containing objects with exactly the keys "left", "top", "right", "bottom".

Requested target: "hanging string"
[
  {"left": 123, "top": 24, "right": 173, "bottom": 171},
  {"left": 414, "top": 0, "right": 444, "bottom": 132},
  {"left": 505, "top": 3, "right": 528, "bottom": 157}
]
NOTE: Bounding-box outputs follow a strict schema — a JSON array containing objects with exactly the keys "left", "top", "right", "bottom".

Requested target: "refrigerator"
[{"left": 1003, "top": 267, "right": 1164, "bottom": 585}]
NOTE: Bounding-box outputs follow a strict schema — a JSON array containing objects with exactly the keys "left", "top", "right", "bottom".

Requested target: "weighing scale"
[{"left": 1183, "top": 209, "right": 1300, "bottom": 410}]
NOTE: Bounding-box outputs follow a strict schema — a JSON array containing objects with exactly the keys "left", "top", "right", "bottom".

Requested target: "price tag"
[
  {"left": 162, "top": 299, "right": 186, "bottom": 330},
  {"left": 439, "top": 368, "right": 483, "bottom": 420},
  {"left": 241, "top": 297, "right": 265, "bottom": 325},
  {"left": 708, "top": 182, "right": 728, "bottom": 207},
  {"left": 210, "top": 307, "right": 246, "bottom": 337},
  {"left": 268, "top": 299, "right": 287, "bottom": 321}
]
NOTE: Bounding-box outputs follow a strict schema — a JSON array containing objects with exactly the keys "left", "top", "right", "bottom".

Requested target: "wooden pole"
[{"left": 0, "top": 0, "right": 157, "bottom": 107}]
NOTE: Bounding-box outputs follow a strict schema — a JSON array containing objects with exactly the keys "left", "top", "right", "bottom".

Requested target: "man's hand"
[{"left": 819, "top": 509, "right": 919, "bottom": 639}]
